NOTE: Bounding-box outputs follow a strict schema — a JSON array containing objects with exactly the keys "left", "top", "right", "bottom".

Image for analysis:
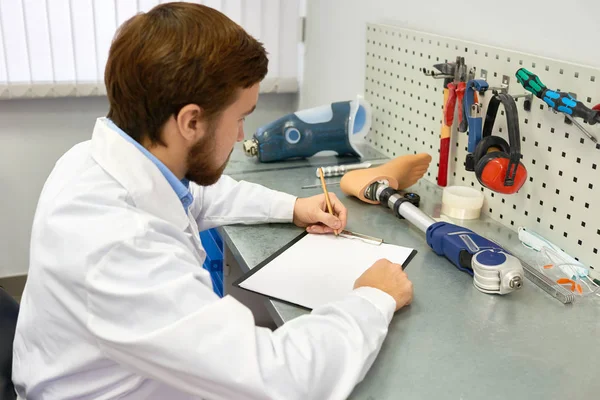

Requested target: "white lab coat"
[{"left": 12, "top": 118, "right": 396, "bottom": 400}]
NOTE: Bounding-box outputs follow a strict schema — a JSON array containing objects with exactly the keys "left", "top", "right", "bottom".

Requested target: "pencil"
[{"left": 318, "top": 167, "right": 338, "bottom": 236}]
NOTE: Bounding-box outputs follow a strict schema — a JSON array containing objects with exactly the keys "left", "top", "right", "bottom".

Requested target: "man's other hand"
[{"left": 354, "top": 259, "right": 413, "bottom": 311}]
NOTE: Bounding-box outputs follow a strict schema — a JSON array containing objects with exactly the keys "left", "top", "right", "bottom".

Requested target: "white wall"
[
  {"left": 0, "top": 93, "right": 297, "bottom": 277},
  {"left": 300, "top": 0, "right": 600, "bottom": 108}
]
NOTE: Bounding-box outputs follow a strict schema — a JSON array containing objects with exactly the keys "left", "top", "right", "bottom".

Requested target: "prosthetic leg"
[
  {"left": 340, "top": 155, "right": 524, "bottom": 295},
  {"left": 340, "top": 153, "right": 432, "bottom": 204}
]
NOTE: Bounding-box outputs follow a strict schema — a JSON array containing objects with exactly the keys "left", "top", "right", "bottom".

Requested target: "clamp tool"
[{"left": 515, "top": 68, "right": 599, "bottom": 144}]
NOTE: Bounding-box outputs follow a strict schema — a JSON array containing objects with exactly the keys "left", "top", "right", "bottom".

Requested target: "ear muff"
[
  {"left": 475, "top": 152, "right": 527, "bottom": 194},
  {"left": 470, "top": 93, "right": 527, "bottom": 194},
  {"left": 472, "top": 136, "right": 510, "bottom": 166}
]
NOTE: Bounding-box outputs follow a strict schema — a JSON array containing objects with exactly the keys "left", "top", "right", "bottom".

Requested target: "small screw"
[{"left": 509, "top": 276, "right": 523, "bottom": 289}]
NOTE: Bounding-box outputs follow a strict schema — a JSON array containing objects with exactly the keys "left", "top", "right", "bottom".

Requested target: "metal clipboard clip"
[{"left": 338, "top": 230, "right": 383, "bottom": 246}]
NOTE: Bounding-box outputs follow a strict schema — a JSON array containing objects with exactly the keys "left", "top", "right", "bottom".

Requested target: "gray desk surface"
[
  {"left": 220, "top": 156, "right": 600, "bottom": 400},
  {"left": 226, "top": 142, "right": 389, "bottom": 175}
]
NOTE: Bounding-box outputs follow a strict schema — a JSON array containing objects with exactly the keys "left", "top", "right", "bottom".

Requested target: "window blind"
[{"left": 0, "top": 0, "right": 300, "bottom": 99}]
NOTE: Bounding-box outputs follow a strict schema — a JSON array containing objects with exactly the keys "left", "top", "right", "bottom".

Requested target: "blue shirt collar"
[{"left": 102, "top": 118, "right": 194, "bottom": 211}]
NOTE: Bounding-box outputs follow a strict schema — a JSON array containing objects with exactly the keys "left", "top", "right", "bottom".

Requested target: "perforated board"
[{"left": 364, "top": 23, "right": 600, "bottom": 277}]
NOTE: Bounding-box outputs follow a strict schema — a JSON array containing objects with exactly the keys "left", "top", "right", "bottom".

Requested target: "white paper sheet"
[{"left": 237, "top": 233, "right": 416, "bottom": 310}]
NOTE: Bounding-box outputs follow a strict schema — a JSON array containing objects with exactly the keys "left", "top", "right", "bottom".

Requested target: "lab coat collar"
[
  {"left": 102, "top": 118, "right": 194, "bottom": 212},
  {"left": 91, "top": 118, "right": 190, "bottom": 231}
]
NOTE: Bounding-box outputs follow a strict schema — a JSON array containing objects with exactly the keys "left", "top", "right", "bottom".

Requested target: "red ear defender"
[
  {"left": 470, "top": 93, "right": 528, "bottom": 194},
  {"left": 477, "top": 154, "right": 527, "bottom": 194}
]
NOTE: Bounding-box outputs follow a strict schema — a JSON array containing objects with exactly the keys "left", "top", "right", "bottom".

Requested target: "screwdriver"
[{"left": 515, "top": 68, "right": 599, "bottom": 143}]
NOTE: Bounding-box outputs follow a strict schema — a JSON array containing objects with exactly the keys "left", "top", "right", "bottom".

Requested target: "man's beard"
[{"left": 185, "top": 130, "right": 232, "bottom": 186}]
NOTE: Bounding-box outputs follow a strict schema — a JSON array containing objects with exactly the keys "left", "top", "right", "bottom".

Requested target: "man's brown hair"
[{"left": 105, "top": 2, "right": 268, "bottom": 145}]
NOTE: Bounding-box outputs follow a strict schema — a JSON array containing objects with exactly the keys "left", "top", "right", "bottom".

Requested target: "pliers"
[
  {"left": 464, "top": 79, "right": 489, "bottom": 152},
  {"left": 444, "top": 58, "right": 469, "bottom": 132}
]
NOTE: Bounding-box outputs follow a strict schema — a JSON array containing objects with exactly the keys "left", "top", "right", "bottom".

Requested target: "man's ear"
[{"left": 176, "top": 104, "right": 206, "bottom": 143}]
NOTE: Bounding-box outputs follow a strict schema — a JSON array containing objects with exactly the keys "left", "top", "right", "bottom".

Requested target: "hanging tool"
[
  {"left": 363, "top": 182, "right": 524, "bottom": 295},
  {"left": 455, "top": 82, "right": 467, "bottom": 132},
  {"left": 515, "top": 68, "right": 599, "bottom": 143},
  {"left": 431, "top": 60, "right": 459, "bottom": 187},
  {"left": 463, "top": 79, "right": 489, "bottom": 152},
  {"left": 438, "top": 85, "right": 452, "bottom": 187},
  {"left": 448, "top": 59, "right": 470, "bottom": 133},
  {"left": 456, "top": 67, "right": 479, "bottom": 132},
  {"left": 443, "top": 59, "right": 459, "bottom": 126}
]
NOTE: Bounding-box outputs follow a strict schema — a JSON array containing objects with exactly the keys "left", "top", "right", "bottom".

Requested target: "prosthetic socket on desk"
[
  {"left": 340, "top": 153, "right": 432, "bottom": 204},
  {"left": 243, "top": 97, "right": 372, "bottom": 162}
]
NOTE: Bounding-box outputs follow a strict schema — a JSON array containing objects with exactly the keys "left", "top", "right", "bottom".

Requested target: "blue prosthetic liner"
[
  {"left": 464, "top": 80, "right": 489, "bottom": 152},
  {"left": 253, "top": 96, "right": 372, "bottom": 162}
]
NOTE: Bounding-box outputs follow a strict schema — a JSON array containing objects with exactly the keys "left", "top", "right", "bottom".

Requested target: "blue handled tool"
[
  {"left": 243, "top": 98, "right": 371, "bottom": 162},
  {"left": 463, "top": 79, "right": 489, "bottom": 152},
  {"left": 515, "top": 68, "right": 599, "bottom": 143},
  {"left": 364, "top": 182, "right": 524, "bottom": 295}
]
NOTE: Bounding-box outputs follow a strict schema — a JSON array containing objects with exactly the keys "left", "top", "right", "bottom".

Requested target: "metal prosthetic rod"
[
  {"left": 365, "top": 181, "right": 524, "bottom": 295},
  {"left": 366, "top": 182, "right": 435, "bottom": 233}
]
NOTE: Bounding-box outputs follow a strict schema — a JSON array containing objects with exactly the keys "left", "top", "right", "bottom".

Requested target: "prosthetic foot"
[{"left": 340, "top": 153, "right": 432, "bottom": 204}]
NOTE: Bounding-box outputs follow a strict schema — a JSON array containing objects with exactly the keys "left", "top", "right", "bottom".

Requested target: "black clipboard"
[{"left": 232, "top": 231, "right": 418, "bottom": 311}]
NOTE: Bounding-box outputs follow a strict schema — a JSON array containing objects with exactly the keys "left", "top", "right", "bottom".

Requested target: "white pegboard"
[{"left": 364, "top": 23, "right": 600, "bottom": 275}]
